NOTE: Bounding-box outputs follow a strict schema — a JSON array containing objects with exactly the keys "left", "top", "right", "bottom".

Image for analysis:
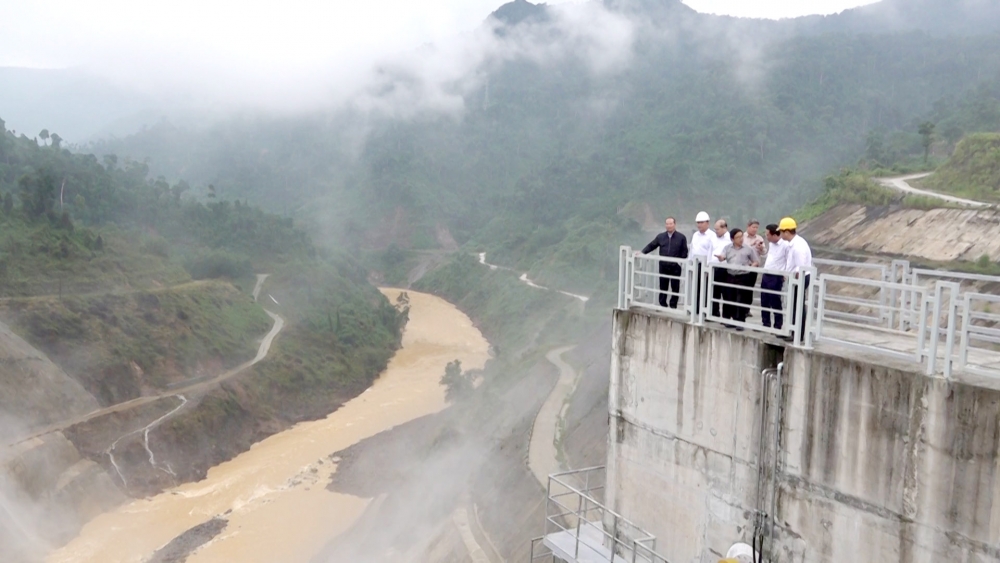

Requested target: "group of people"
[{"left": 639, "top": 211, "right": 813, "bottom": 340}]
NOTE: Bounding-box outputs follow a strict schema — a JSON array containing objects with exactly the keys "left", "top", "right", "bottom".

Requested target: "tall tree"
[{"left": 919, "top": 121, "right": 936, "bottom": 163}]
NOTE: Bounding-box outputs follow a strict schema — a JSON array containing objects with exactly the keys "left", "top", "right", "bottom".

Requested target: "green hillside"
[
  {"left": 923, "top": 133, "right": 1000, "bottom": 202},
  {"left": 82, "top": 0, "right": 1000, "bottom": 298},
  {"left": 0, "top": 119, "right": 405, "bottom": 413}
]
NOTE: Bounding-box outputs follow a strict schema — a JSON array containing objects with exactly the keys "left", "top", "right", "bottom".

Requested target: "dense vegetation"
[
  {"left": 922, "top": 133, "right": 1000, "bottom": 202},
  {"left": 85, "top": 0, "right": 1000, "bottom": 296},
  {"left": 0, "top": 118, "right": 406, "bottom": 414}
]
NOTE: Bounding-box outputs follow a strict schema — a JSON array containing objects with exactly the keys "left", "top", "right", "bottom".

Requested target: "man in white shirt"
[
  {"left": 761, "top": 223, "right": 789, "bottom": 330},
  {"left": 779, "top": 217, "right": 813, "bottom": 342},
  {"left": 689, "top": 211, "right": 715, "bottom": 315},
  {"left": 709, "top": 219, "right": 731, "bottom": 317},
  {"left": 690, "top": 211, "right": 715, "bottom": 260}
]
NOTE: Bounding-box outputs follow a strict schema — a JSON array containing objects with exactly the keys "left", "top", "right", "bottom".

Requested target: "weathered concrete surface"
[
  {"left": 608, "top": 309, "right": 1000, "bottom": 563},
  {"left": 607, "top": 310, "right": 779, "bottom": 563},
  {"left": 802, "top": 205, "right": 1000, "bottom": 263}
]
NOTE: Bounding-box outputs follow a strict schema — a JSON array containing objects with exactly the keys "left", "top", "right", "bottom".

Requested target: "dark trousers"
[
  {"left": 761, "top": 274, "right": 784, "bottom": 329},
  {"left": 723, "top": 272, "right": 754, "bottom": 322},
  {"left": 790, "top": 274, "right": 812, "bottom": 341},
  {"left": 658, "top": 264, "right": 681, "bottom": 309},
  {"left": 711, "top": 267, "right": 726, "bottom": 317}
]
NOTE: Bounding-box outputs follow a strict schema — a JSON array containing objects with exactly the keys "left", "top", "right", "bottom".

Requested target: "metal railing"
[
  {"left": 623, "top": 250, "right": 814, "bottom": 346},
  {"left": 529, "top": 467, "right": 671, "bottom": 563},
  {"left": 620, "top": 247, "right": 1000, "bottom": 380},
  {"left": 959, "top": 292, "right": 1000, "bottom": 377}
]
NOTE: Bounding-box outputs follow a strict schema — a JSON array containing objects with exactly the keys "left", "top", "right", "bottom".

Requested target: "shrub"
[{"left": 185, "top": 251, "right": 253, "bottom": 280}]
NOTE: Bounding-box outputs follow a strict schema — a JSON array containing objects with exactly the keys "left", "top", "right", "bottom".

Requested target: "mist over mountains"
[{"left": 5, "top": 0, "right": 1000, "bottom": 294}]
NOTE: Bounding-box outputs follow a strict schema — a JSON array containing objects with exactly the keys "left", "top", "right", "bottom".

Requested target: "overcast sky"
[{"left": 0, "top": 0, "right": 879, "bottom": 70}]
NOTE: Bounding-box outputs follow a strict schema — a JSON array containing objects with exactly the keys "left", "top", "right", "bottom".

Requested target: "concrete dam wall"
[{"left": 606, "top": 309, "right": 1000, "bottom": 562}]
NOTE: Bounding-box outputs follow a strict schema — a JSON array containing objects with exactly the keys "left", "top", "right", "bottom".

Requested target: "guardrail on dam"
[{"left": 531, "top": 251, "right": 1000, "bottom": 562}]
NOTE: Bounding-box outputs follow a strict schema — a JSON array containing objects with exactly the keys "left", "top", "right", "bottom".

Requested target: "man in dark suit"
[{"left": 639, "top": 217, "right": 689, "bottom": 309}]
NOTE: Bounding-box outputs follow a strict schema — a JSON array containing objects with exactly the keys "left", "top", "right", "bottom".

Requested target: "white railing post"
[
  {"left": 804, "top": 267, "right": 817, "bottom": 349},
  {"left": 814, "top": 274, "right": 827, "bottom": 345},
  {"left": 880, "top": 266, "right": 891, "bottom": 324},
  {"left": 686, "top": 258, "right": 697, "bottom": 324},
  {"left": 943, "top": 281, "right": 960, "bottom": 379},
  {"left": 926, "top": 281, "right": 944, "bottom": 376},
  {"left": 958, "top": 293, "right": 972, "bottom": 373},
  {"left": 790, "top": 272, "right": 805, "bottom": 346},
  {"left": 890, "top": 259, "right": 911, "bottom": 330},
  {"left": 696, "top": 256, "right": 708, "bottom": 326},
  {"left": 626, "top": 252, "right": 635, "bottom": 309},
  {"left": 618, "top": 246, "right": 629, "bottom": 310},
  {"left": 915, "top": 288, "right": 929, "bottom": 365}
]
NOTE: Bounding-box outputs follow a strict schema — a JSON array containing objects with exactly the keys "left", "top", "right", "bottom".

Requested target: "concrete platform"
[{"left": 543, "top": 525, "right": 634, "bottom": 563}]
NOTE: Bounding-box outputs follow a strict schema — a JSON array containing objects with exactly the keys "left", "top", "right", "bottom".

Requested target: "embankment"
[{"left": 802, "top": 204, "right": 1000, "bottom": 263}]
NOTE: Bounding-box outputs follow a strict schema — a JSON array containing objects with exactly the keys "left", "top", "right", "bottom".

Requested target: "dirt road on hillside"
[
  {"left": 877, "top": 173, "right": 991, "bottom": 208},
  {"left": 528, "top": 346, "right": 579, "bottom": 487},
  {"left": 0, "top": 279, "right": 215, "bottom": 304},
  {"left": 8, "top": 275, "right": 284, "bottom": 447}
]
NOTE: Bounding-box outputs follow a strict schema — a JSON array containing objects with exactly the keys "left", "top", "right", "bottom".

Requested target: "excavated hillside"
[
  {"left": 0, "top": 332, "right": 123, "bottom": 563},
  {"left": 802, "top": 204, "right": 1000, "bottom": 263}
]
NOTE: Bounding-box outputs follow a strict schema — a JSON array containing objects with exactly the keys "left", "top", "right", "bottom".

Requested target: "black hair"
[
  {"left": 766, "top": 223, "right": 779, "bottom": 236},
  {"left": 729, "top": 228, "right": 743, "bottom": 240}
]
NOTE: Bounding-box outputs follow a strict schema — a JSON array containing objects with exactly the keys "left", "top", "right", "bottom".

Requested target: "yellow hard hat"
[{"left": 778, "top": 217, "right": 797, "bottom": 231}]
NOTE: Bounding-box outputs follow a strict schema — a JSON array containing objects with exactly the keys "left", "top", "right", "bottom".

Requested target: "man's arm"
[
  {"left": 680, "top": 234, "right": 689, "bottom": 259},
  {"left": 640, "top": 235, "right": 660, "bottom": 255}
]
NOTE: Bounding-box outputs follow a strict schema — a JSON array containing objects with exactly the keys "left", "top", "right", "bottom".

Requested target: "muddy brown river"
[{"left": 47, "top": 289, "right": 490, "bottom": 563}]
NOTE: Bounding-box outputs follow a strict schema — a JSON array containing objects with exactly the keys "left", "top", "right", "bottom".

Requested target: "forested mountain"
[
  {"left": 1, "top": 111, "right": 404, "bottom": 412},
  {"left": 84, "top": 0, "right": 1000, "bottom": 293}
]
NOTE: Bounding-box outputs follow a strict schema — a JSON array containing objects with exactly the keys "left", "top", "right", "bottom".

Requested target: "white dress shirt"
[
  {"left": 709, "top": 231, "right": 731, "bottom": 264},
  {"left": 764, "top": 239, "right": 790, "bottom": 271},
  {"left": 690, "top": 230, "right": 715, "bottom": 260},
  {"left": 786, "top": 235, "right": 813, "bottom": 274}
]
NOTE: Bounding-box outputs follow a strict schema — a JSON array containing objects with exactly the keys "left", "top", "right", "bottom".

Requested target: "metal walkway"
[
  {"left": 529, "top": 467, "right": 670, "bottom": 563},
  {"left": 618, "top": 248, "right": 1000, "bottom": 381}
]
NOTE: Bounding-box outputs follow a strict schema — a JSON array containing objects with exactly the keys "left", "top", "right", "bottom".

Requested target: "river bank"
[{"left": 47, "top": 289, "right": 490, "bottom": 563}]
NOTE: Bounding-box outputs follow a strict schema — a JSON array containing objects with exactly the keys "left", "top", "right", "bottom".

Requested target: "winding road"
[
  {"left": 876, "top": 173, "right": 991, "bottom": 208},
  {"left": 7, "top": 275, "right": 284, "bottom": 448},
  {"left": 528, "top": 346, "right": 580, "bottom": 487},
  {"left": 477, "top": 253, "right": 589, "bottom": 303}
]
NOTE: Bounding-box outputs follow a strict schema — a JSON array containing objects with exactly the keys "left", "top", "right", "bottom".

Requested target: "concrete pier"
[{"left": 606, "top": 309, "right": 1000, "bottom": 562}]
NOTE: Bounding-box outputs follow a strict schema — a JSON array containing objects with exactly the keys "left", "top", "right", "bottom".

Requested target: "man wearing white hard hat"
[{"left": 690, "top": 211, "right": 715, "bottom": 315}]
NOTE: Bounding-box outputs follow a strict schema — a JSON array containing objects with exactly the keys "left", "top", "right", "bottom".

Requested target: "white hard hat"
[
  {"left": 696, "top": 211, "right": 710, "bottom": 222},
  {"left": 726, "top": 543, "right": 756, "bottom": 563}
]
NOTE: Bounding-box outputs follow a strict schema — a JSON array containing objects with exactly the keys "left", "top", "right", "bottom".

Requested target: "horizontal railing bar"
[
  {"left": 814, "top": 258, "right": 888, "bottom": 271},
  {"left": 913, "top": 269, "right": 1000, "bottom": 284},
  {"left": 819, "top": 317, "right": 919, "bottom": 337}
]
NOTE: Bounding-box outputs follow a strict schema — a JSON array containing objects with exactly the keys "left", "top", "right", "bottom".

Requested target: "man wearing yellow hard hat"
[{"left": 778, "top": 217, "right": 813, "bottom": 343}]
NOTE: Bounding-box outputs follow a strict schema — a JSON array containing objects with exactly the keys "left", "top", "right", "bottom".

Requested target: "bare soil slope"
[{"left": 802, "top": 204, "right": 1000, "bottom": 263}]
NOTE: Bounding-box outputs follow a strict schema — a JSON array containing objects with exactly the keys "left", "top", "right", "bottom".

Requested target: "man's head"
[
  {"left": 730, "top": 228, "right": 744, "bottom": 248},
  {"left": 778, "top": 217, "right": 797, "bottom": 241},
  {"left": 665, "top": 217, "right": 676, "bottom": 234},
  {"left": 765, "top": 223, "right": 780, "bottom": 243},
  {"left": 714, "top": 219, "right": 728, "bottom": 237},
  {"left": 747, "top": 220, "right": 759, "bottom": 237},
  {"left": 696, "top": 211, "right": 710, "bottom": 233}
]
